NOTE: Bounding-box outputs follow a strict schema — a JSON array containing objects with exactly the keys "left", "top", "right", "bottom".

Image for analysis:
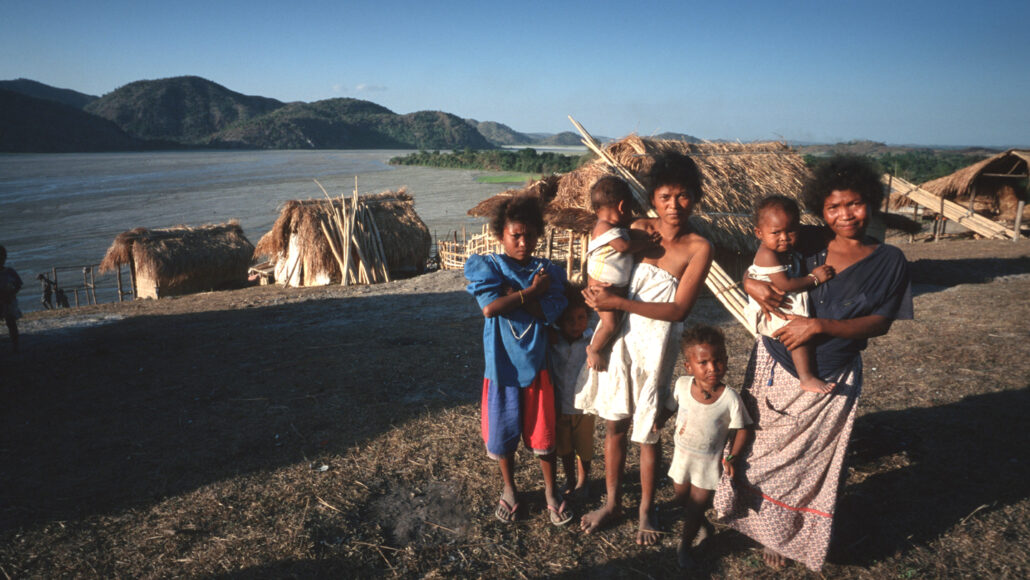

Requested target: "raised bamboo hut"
[
  {"left": 254, "top": 189, "right": 431, "bottom": 287},
  {"left": 99, "top": 221, "right": 254, "bottom": 299},
  {"left": 461, "top": 136, "right": 816, "bottom": 281},
  {"left": 892, "top": 150, "right": 1029, "bottom": 224}
]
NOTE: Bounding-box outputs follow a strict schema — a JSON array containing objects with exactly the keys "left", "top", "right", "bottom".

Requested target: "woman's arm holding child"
[{"left": 772, "top": 314, "right": 894, "bottom": 350}]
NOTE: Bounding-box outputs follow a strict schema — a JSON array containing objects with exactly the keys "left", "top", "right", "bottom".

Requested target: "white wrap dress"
[{"left": 573, "top": 262, "right": 681, "bottom": 444}]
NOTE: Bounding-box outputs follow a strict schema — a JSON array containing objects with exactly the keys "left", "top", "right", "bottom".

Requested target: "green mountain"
[
  {"left": 465, "top": 119, "right": 533, "bottom": 146},
  {"left": 211, "top": 98, "right": 494, "bottom": 150},
  {"left": 655, "top": 131, "right": 701, "bottom": 143},
  {"left": 0, "top": 89, "right": 141, "bottom": 152},
  {"left": 536, "top": 131, "right": 583, "bottom": 146},
  {"left": 0, "top": 78, "right": 98, "bottom": 109},
  {"left": 84, "top": 76, "right": 286, "bottom": 143}
]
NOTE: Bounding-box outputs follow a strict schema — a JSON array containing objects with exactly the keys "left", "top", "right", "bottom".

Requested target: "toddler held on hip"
[
  {"left": 583, "top": 176, "right": 660, "bottom": 371},
  {"left": 746, "top": 195, "right": 835, "bottom": 394}
]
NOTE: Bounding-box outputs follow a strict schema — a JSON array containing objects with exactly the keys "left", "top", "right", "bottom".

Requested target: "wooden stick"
[
  {"left": 320, "top": 220, "right": 346, "bottom": 277},
  {"left": 363, "top": 207, "right": 391, "bottom": 282}
]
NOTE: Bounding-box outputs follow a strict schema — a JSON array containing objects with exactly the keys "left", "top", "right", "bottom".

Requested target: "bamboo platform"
[{"left": 885, "top": 175, "right": 1015, "bottom": 240}]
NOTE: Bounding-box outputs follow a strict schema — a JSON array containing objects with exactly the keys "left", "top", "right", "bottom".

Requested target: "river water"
[{"left": 0, "top": 150, "right": 509, "bottom": 312}]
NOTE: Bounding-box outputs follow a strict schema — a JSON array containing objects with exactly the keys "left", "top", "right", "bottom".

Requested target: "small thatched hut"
[
  {"left": 468, "top": 136, "right": 816, "bottom": 279},
  {"left": 897, "top": 150, "right": 1029, "bottom": 222},
  {"left": 254, "top": 189, "right": 431, "bottom": 287},
  {"left": 99, "top": 222, "right": 254, "bottom": 299}
]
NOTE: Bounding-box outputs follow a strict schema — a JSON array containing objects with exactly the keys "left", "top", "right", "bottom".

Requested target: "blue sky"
[{"left": 3, "top": 0, "right": 1027, "bottom": 147}]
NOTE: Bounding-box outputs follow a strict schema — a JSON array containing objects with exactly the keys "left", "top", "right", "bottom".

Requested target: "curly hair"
[
  {"left": 489, "top": 194, "right": 545, "bottom": 239},
  {"left": 753, "top": 194, "right": 801, "bottom": 228},
  {"left": 651, "top": 152, "right": 704, "bottom": 204},
  {"left": 802, "top": 155, "right": 884, "bottom": 215},
  {"left": 680, "top": 324, "right": 727, "bottom": 360},
  {"left": 589, "top": 175, "right": 634, "bottom": 212}
]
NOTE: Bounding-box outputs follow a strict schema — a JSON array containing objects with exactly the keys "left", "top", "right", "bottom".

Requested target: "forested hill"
[
  {"left": 0, "top": 89, "right": 141, "bottom": 152},
  {"left": 211, "top": 99, "right": 494, "bottom": 150},
  {"left": 0, "top": 79, "right": 98, "bottom": 109},
  {"left": 84, "top": 76, "right": 287, "bottom": 144},
  {"left": 1, "top": 76, "right": 495, "bottom": 151}
]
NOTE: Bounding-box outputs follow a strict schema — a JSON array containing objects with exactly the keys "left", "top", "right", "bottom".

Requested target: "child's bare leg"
[
  {"left": 586, "top": 310, "right": 620, "bottom": 371},
  {"left": 676, "top": 484, "right": 714, "bottom": 568},
  {"left": 575, "top": 457, "right": 590, "bottom": 494},
  {"left": 560, "top": 453, "right": 577, "bottom": 493},
  {"left": 580, "top": 418, "right": 628, "bottom": 533},
  {"left": 793, "top": 345, "right": 834, "bottom": 393},
  {"left": 538, "top": 452, "right": 562, "bottom": 507},
  {"left": 496, "top": 453, "right": 518, "bottom": 522},
  {"left": 637, "top": 440, "right": 662, "bottom": 545}
]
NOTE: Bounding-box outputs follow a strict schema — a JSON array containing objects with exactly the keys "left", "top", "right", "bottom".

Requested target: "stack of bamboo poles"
[
  {"left": 316, "top": 179, "right": 391, "bottom": 286},
  {"left": 568, "top": 116, "right": 756, "bottom": 336}
]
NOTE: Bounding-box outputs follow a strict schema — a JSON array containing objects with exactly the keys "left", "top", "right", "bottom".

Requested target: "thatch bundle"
[
  {"left": 470, "top": 136, "right": 815, "bottom": 255},
  {"left": 254, "top": 189, "right": 431, "bottom": 286},
  {"left": 894, "top": 150, "right": 1029, "bottom": 220},
  {"left": 99, "top": 222, "right": 254, "bottom": 299}
]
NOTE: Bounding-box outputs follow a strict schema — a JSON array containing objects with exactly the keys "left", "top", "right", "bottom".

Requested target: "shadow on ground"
[
  {"left": 832, "top": 387, "right": 1030, "bottom": 565},
  {"left": 0, "top": 290, "right": 481, "bottom": 532}
]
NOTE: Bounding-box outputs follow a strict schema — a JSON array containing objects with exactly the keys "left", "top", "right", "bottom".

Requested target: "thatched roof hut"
[
  {"left": 902, "top": 150, "right": 1029, "bottom": 221},
  {"left": 254, "top": 189, "right": 431, "bottom": 287},
  {"left": 470, "top": 136, "right": 815, "bottom": 258},
  {"left": 99, "top": 222, "right": 254, "bottom": 299}
]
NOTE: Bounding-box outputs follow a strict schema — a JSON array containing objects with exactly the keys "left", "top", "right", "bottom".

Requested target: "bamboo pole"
[
  {"left": 364, "top": 207, "right": 391, "bottom": 282},
  {"left": 566, "top": 231, "right": 574, "bottom": 280},
  {"left": 116, "top": 266, "right": 124, "bottom": 302},
  {"left": 568, "top": 116, "right": 755, "bottom": 335},
  {"left": 1014, "top": 200, "right": 1025, "bottom": 241}
]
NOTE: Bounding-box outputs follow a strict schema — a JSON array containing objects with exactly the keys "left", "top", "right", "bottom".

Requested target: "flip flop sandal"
[
  {"left": 495, "top": 498, "right": 519, "bottom": 523},
  {"left": 547, "top": 500, "right": 574, "bottom": 526}
]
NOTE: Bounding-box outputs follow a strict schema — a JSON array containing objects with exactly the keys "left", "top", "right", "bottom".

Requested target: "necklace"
[{"left": 696, "top": 385, "right": 714, "bottom": 400}]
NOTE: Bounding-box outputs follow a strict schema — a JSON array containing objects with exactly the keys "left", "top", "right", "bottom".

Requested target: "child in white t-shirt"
[{"left": 666, "top": 325, "right": 752, "bottom": 569}]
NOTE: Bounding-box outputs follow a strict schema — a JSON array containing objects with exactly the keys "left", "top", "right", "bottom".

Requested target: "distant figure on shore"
[
  {"left": 465, "top": 194, "right": 571, "bottom": 526},
  {"left": 0, "top": 245, "right": 23, "bottom": 353},
  {"left": 583, "top": 175, "right": 661, "bottom": 372},
  {"left": 55, "top": 285, "right": 69, "bottom": 308},
  {"left": 38, "top": 274, "right": 55, "bottom": 309}
]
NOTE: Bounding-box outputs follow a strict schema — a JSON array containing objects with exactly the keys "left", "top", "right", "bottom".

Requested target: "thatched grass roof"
[
  {"left": 470, "top": 136, "right": 814, "bottom": 254},
  {"left": 99, "top": 221, "right": 254, "bottom": 292},
  {"left": 254, "top": 189, "right": 431, "bottom": 277},
  {"left": 920, "top": 150, "right": 1029, "bottom": 200}
]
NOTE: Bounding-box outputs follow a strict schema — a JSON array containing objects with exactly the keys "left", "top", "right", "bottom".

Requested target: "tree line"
[{"left": 389, "top": 148, "right": 587, "bottom": 174}]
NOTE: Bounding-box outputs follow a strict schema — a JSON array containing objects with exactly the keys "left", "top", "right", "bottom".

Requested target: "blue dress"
[{"left": 465, "top": 253, "right": 567, "bottom": 456}]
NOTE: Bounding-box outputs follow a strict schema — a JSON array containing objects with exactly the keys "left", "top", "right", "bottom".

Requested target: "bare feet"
[
  {"left": 799, "top": 376, "right": 835, "bottom": 394},
  {"left": 636, "top": 510, "right": 662, "bottom": 545},
  {"left": 586, "top": 346, "right": 609, "bottom": 372},
  {"left": 762, "top": 547, "right": 787, "bottom": 569},
  {"left": 580, "top": 504, "right": 621, "bottom": 534}
]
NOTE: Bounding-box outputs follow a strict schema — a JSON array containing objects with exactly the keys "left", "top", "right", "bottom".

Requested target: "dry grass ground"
[{"left": 1, "top": 239, "right": 1028, "bottom": 578}]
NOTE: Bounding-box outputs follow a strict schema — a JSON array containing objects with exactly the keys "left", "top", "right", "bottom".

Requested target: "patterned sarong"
[{"left": 713, "top": 339, "right": 861, "bottom": 571}]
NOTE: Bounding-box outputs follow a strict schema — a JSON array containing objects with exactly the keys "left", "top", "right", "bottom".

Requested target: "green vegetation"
[
  {"left": 390, "top": 148, "right": 587, "bottom": 174},
  {"left": 474, "top": 173, "right": 540, "bottom": 184},
  {"left": 803, "top": 150, "right": 991, "bottom": 184}
]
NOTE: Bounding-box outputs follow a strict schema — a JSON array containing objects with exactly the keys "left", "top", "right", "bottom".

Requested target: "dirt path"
[{"left": 1, "top": 239, "right": 1028, "bottom": 578}]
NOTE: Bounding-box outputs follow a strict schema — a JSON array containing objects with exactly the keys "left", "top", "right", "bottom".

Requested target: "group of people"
[{"left": 465, "top": 153, "right": 912, "bottom": 571}]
